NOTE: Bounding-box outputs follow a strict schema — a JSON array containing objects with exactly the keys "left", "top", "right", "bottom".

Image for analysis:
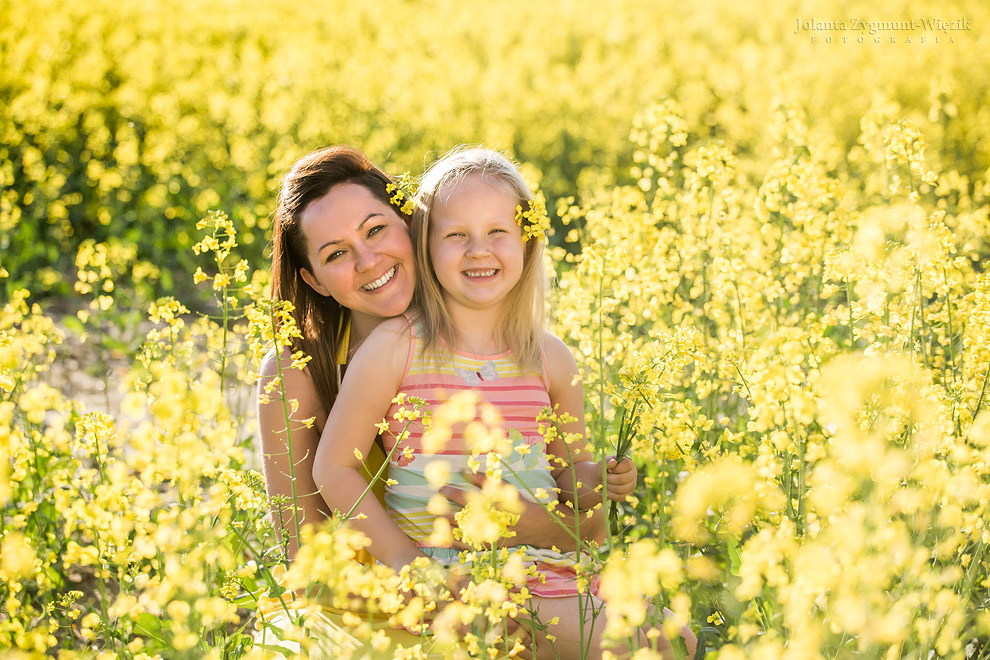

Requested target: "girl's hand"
[{"left": 605, "top": 456, "right": 637, "bottom": 501}]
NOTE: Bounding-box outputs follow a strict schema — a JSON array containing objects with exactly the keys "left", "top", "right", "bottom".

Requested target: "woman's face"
[{"left": 299, "top": 183, "right": 416, "bottom": 328}]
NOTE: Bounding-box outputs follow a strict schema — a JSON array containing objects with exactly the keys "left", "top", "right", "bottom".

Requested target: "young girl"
[{"left": 313, "top": 148, "right": 694, "bottom": 659}]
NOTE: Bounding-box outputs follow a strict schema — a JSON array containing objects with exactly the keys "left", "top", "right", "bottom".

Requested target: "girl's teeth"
[
  {"left": 363, "top": 266, "right": 396, "bottom": 291},
  {"left": 465, "top": 269, "right": 496, "bottom": 278}
]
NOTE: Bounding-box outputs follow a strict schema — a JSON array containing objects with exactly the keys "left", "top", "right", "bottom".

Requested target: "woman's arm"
[
  {"left": 311, "top": 318, "right": 428, "bottom": 572},
  {"left": 441, "top": 475, "right": 606, "bottom": 550},
  {"left": 257, "top": 348, "right": 332, "bottom": 560}
]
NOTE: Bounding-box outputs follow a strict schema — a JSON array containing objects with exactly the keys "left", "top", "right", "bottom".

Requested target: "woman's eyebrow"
[{"left": 316, "top": 213, "right": 385, "bottom": 253}]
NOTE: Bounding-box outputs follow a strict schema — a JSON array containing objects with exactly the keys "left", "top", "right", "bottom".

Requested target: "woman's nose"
[{"left": 354, "top": 244, "right": 381, "bottom": 272}]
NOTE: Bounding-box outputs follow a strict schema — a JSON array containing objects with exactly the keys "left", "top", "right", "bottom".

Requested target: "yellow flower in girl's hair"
[{"left": 515, "top": 193, "right": 550, "bottom": 242}]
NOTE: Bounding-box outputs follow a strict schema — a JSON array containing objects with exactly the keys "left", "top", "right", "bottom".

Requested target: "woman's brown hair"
[{"left": 270, "top": 145, "right": 408, "bottom": 413}]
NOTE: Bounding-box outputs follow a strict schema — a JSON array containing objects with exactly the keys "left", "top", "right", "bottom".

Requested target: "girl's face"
[
  {"left": 428, "top": 174, "right": 525, "bottom": 316},
  {"left": 299, "top": 183, "right": 416, "bottom": 328}
]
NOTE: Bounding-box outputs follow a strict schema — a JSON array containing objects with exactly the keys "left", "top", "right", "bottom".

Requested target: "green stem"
[
  {"left": 271, "top": 308, "right": 300, "bottom": 567},
  {"left": 596, "top": 258, "right": 612, "bottom": 550},
  {"left": 341, "top": 432, "right": 405, "bottom": 522},
  {"left": 943, "top": 265, "right": 960, "bottom": 436},
  {"left": 846, "top": 278, "right": 856, "bottom": 351},
  {"left": 733, "top": 281, "right": 747, "bottom": 353},
  {"left": 973, "top": 358, "right": 990, "bottom": 422},
  {"left": 218, "top": 249, "right": 229, "bottom": 396},
  {"left": 916, "top": 270, "right": 930, "bottom": 369},
  {"left": 228, "top": 524, "right": 298, "bottom": 622},
  {"left": 942, "top": 266, "right": 957, "bottom": 383},
  {"left": 91, "top": 530, "right": 117, "bottom": 653},
  {"left": 733, "top": 362, "right": 754, "bottom": 402},
  {"left": 783, "top": 403, "right": 805, "bottom": 536}
]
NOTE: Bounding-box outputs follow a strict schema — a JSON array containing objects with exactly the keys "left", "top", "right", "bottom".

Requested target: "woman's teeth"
[
  {"left": 363, "top": 266, "right": 396, "bottom": 291},
  {"left": 464, "top": 269, "right": 496, "bottom": 278}
]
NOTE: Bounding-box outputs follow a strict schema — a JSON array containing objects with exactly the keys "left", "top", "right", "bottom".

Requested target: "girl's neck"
[{"left": 447, "top": 305, "right": 504, "bottom": 356}]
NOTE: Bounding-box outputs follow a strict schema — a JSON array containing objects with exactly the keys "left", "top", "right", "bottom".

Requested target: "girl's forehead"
[
  {"left": 434, "top": 174, "right": 517, "bottom": 209},
  {"left": 436, "top": 198, "right": 514, "bottom": 226}
]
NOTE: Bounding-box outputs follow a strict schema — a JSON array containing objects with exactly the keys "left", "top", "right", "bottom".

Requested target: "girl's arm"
[
  {"left": 542, "top": 333, "right": 603, "bottom": 510},
  {"left": 311, "top": 318, "right": 429, "bottom": 572},
  {"left": 257, "top": 348, "right": 332, "bottom": 560}
]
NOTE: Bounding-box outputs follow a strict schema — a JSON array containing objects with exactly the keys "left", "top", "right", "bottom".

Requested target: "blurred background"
[{"left": 2, "top": 0, "right": 987, "bottom": 305}]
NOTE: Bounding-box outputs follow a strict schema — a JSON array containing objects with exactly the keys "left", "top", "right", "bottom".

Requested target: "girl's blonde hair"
[{"left": 412, "top": 147, "right": 548, "bottom": 373}]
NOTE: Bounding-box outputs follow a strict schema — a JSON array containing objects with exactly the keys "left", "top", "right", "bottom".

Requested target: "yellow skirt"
[
  {"left": 254, "top": 606, "right": 430, "bottom": 659},
  {"left": 254, "top": 441, "right": 439, "bottom": 659}
]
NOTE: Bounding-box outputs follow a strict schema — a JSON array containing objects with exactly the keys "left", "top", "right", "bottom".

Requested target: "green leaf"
[
  {"left": 134, "top": 611, "right": 163, "bottom": 637},
  {"left": 693, "top": 626, "right": 722, "bottom": 660},
  {"left": 62, "top": 315, "right": 87, "bottom": 336},
  {"left": 726, "top": 537, "right": 742, "bottom": 577}
]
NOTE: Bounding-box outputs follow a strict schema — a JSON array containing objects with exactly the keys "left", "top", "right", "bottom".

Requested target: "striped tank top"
[{"left": 382, "top": 320, "right": 558, "bottom": 545}]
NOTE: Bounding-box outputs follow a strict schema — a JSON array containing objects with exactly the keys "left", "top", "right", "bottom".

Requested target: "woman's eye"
[
  {"left": 326, "top": 250, "right": 345, "bottom": 263},
  {"left": 368, "top": 224, "right": 386, "bottom": 238}
]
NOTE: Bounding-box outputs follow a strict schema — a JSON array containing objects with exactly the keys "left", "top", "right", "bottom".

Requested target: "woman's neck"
[{"left": 348, "top": 310, "right": 385, "bottom": 353}]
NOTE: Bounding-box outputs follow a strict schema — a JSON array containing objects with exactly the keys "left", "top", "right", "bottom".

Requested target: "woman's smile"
[
  {"left": 299, "top": 182, "right": 415, "bottom": 323},
  {"left": 362, "top": 264, "right": 398, "bottom": 291}
]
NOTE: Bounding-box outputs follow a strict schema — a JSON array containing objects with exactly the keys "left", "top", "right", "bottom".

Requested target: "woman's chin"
[{"left": 353, "top": 295, "right": 411, "bottom": 324}]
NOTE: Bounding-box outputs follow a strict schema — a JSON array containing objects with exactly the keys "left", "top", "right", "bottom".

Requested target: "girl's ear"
[{"left": 299, "top": 267, "right": 330, "bottom": 297}]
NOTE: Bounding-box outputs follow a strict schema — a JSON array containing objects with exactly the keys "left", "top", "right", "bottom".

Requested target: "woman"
[{"left": 258, "top": 145, "right": 605, "bottom": 561}]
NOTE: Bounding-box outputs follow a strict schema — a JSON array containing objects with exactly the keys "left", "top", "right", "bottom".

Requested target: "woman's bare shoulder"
[
  {"left": 258, "top": 345, "right": 308, "bottom": 377},
  {"left": 257, "top": 345, "right": 322, "bottom": 405}
]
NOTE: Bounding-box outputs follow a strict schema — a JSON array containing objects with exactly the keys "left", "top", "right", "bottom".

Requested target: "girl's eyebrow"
[{"left": 316, "top": 213, "right": 384, "bottom": 253}]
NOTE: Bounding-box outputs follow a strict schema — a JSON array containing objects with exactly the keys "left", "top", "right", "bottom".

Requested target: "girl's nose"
[{"left": 465, "top": 237, "right": 491, "bottom": 258}]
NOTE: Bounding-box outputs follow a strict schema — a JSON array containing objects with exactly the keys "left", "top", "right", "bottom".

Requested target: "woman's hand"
[{"left": 440, "top": 472, "right": 605, "bottom": 551}]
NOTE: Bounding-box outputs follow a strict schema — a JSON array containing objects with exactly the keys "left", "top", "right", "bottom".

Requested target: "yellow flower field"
[{"left": 2, "top": 0, "right": 989, "bottom": 658}]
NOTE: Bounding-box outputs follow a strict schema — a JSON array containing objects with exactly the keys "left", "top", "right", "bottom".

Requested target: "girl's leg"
[
  {"left": 519, "top": 594, "right": 606, "bottom": 660},
  {"left": 518, "top": 595, "right": 696, "bottom": 660}
]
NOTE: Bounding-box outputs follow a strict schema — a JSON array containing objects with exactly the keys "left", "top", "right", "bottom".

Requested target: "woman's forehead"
[{"left": 301, "top": 183, "right": 388, "bottom": 237}]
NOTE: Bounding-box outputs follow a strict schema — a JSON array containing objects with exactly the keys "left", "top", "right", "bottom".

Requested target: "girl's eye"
[
  {"left": 326, "top": 249, "right": 345, "bottom": 263},
  {"left": 446, "top": 232, "right": 465, "bottom": 239},
  {"left": 490, "top": 228, "right": 506, "bottom": 234}
]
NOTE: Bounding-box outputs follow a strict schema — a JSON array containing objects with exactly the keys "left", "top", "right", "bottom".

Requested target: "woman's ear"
[{"left": 299, "top": 267, "right": 329, "bottom": 297}]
